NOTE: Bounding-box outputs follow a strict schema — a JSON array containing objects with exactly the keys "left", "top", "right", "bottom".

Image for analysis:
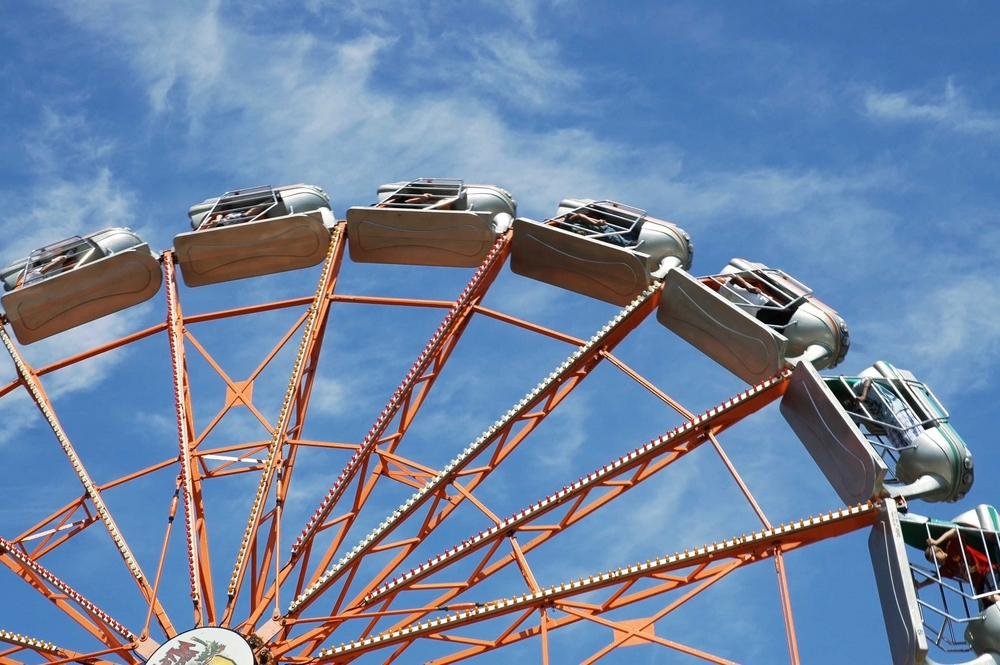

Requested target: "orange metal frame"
[{"left": 0, "top": 223, "right": 875, "bottom": 665}]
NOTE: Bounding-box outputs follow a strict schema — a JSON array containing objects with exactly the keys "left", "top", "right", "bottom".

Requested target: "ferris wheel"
[{"left": 0, "top": 179, "right": 989, "bottom": 665}]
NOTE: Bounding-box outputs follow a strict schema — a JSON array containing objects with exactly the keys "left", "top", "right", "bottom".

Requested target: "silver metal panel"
[
  {"left": 869, "top": 499, "right": 928, "bottom": 665},
  {"left": 1, "top": 246, "right": 162, "bottom": 345},
  {"left": 781, "top": 361, "right": 888, "bottom": 504},
  {"left": 345, "top": 208, "right": 496, "bottom": 268},
  {"left": 174, "top": 212, "right": 331, "bottom": 287},
  {"left": 656, "top": 268, "right": 786, "bottom": 383},
  {"left": 510, "top": 218, "right": 651, "bottom": 306}
]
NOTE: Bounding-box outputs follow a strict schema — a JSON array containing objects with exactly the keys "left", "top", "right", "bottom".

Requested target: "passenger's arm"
[{"left": 928, "top": 528, "right": 958, "bottom": 548}]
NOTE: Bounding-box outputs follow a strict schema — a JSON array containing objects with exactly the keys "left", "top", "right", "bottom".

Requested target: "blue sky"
[{"left": 1, "top": 2, "right": 999, "bottom": 663}]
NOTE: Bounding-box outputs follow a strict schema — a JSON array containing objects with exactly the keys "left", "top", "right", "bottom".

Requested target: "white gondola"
[
  {"left": 511, "top": 199, "right": 692, "bottom": 306},
  {"left": 780, "top": 360, "right": 973, "bottom": 505},
  {"left": 1, "top": 228, "right": 162, "bottom": 344},
  {"left": 657, "top": 258, "right": 849, "bottom": 384},
  {"left": 870, "top": 500, "right": 1000, "bottom": 665},
  {"left": 174, "top": 183, "right": 334, "bottom": 287},
  {"left": 345, "top": 178, "right": 516, "bottom": 267}
]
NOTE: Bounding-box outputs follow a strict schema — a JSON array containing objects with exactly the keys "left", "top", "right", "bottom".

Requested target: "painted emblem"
[{"left": 146, "top": 628, "right": 254, "bottom": 665}]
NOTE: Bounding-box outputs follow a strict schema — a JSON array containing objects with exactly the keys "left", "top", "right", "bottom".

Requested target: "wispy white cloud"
[
  {"left": 50, "top": 2, "right": 1000, "bottom": 443},
  {"left": 864, "top": 79, "right": 1000, "bottom": 136},
  {"left": 305, "top": 374, "right": 352, "bottom": 417},
  {"left": 1, "top": 109, "right": 135, "bottom": 260},
  {"left": 0, "top": 108, "right": 149, "bottom": 445},
  {"left": 861, "top": 275, "right": 1000, "bottom": 395},
  {"left": 466, "top": 35, "right": 583, "bottom": 111},
  {"left": 56, "top": 2, "right": 1000, "bottom": 423}
]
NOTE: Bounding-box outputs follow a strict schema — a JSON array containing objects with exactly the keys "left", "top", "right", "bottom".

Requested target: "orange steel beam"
[
  {"left": 183, "top": 290, "right": 452, "bottom": 329},
  {"left": 0, "top": 630, "right": 105, "bottom": 665},
  {"left": 286, "top": 440, "right": 358, "bottom": 451},
  {"left": 328, "top": 295, "right": 455, "bottom": 309},
  {"left": 0, "top": 292, "right": 480, "bottom": 404},
  {"left": 350, "top": 372, "right": 789, "bottom": 625},
  {"left": 13, "top": 497, "right": 91, "bottom": 558},
  {"left": 1, "top": 270, "right": 436, "bottom": 387},
  {"left": 601, "top": 351, "right": 692, "bottom": 418},
  {"left": 247, "top": 239, "right": 347, "bottom": 627},
  {"left": 21, "top": 645, "right": 134, "bottom": 665},
  {"left": 607, "top": 350, "right": 802, "bottom": 662},
  {"left": 243, "top": 237, "right": 512, "bottom": 633},
  {"left": 708, "top": 434, "right": 772, "bottom": 528},
  {"left": 223, "top": 225, "right": 347, "bottom": 626},
  {"left": 509, "top": 536, "right": 541, "bottom": 593},
  {"left": 182, "top": 309, "right": 307, "bottom": 451},
  {"left": 539, "top": 607, "right": 550, "bottom": 665},
  {"left": 100, "top": 459, "right": 177, "bottom": 491},
  {"left": 578, "top": 565, "right": 740, "bottom": 664},
  {"left": 603, "top": 352, "right": 775, "bottom": 531},
  {"left": 471, "top": 306, "right": 585, "bottom": 346},
  {"left": 262, "top": 233, "right": 354, "bottom": 622},
  {"left": 184, "top": 297, "right": 315, "bottom": 325},
  {"left": 34, "top": 322, "right": 167, "bottom": 377},
  {"left": 0, "top": 324, "right": 175, "bottom": 639},
  {"left": 164, "top": 252, "right": 214, "bottom": 626},
  {"left": 774, "top": 551, "right": 801, "bottom": 665},
  {"left": 559, "top": 604, "right": 738, "bottom": 665},
  {"left": 274, "top": 283, "right": 662, "bottom": 657},
  {"left": 183, "top": 329, "right": 281, "bottom": 440},
  {"left": 313, "top": 502, "right": 879, "bottom": 664},
  {"left": 141, "top": 484, "right": 180, "bottom": 641},
  {"left": 0, "top": 536, "right": 137, "bottom": 661}
]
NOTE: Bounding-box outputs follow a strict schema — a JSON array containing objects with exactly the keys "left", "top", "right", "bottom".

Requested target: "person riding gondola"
[
  {"left": 853, "top": 373, "right": 925, "bottom": 450},
  {"left": 918, "top": 528, "right": 1000, "bottom": 610},
  {"left": 549, "top": 209, "right": 632, "bottom": 247}
]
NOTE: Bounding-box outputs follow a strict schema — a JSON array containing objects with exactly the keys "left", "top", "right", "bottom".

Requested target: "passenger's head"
[{"left": 925, "top": 545, "right": 947, "bottom": 563}]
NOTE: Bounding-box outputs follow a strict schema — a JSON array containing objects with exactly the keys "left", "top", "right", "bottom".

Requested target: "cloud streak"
[
  {"left": 0, "top": 108, "right": 150, "bottom": 445},
  {"left": 864, "top": 79, "right": 1000, "bottom": 137}
]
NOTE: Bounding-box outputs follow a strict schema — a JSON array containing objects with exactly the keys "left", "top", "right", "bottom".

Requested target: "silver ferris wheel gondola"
[
  {"left": 174, "top": 183, "right": 334, "bottom": 287},
  {"left": 0, "top": 227, "right": 161, "bottom": 345},
  {"left": 657, "top": 258, "right": 850, "bottom": 384},
  {"left": 781, "top": 360, "right": 974, "bottom": 506},
  {"left": 511, "top": 198, "right": 693, "bottom": 306},
  {"left": 345, "top": 178, "right": 517, "bottom": 267}
]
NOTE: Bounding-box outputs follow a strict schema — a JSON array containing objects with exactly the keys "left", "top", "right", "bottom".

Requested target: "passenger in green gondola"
[
  {"left": 918, "top": 528, "right": 1000, "bottom": 609},
  {"left": 853, "top": 375, "right": 924, "bottom": 450}
]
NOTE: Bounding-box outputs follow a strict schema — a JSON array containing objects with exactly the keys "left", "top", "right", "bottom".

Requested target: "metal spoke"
[
  {"left": 0, "top": 536, "right": 138, "bottom": 659},
  {"left": 164, "top": 253, "right": 213, "bottom": 625},
  {"left": 223, "top": 225, "right": 346, "bottom": 625},
  {"left": 243, "top": 237, "right": 511, "bottom": 634},
  {"left": 277, "top": 283, "right": 662, "bottom": 656},
  {"left": 354, "top": 372, "right": 788, "bottom": 617},
  {"left": 314, "top": 502, "right": 878, "bottom": 663},
  {"left": 0, "top": 324, "right": 175, "bottom": 639}
]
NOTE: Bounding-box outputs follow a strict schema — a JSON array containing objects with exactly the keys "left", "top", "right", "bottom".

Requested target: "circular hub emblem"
[{"left": 146, "top": 628, "right": 254, "bottom": 665}]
